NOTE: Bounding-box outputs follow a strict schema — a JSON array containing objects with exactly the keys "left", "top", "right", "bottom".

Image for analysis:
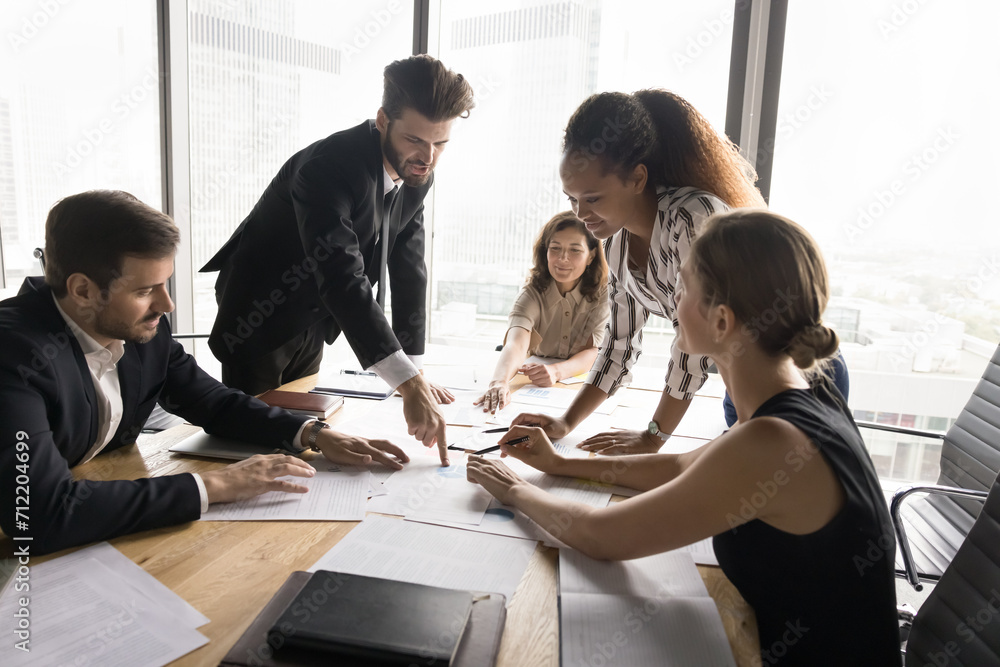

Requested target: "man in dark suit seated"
[
  {"left": 202, "top": 55, "right": 476, "bottom": 468},
  {"left": 0, "top": 191, "right": 409, "bottom": 555}
]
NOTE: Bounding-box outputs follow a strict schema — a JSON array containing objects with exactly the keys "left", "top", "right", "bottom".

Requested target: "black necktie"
[{"left": 377, "top": 186, "right": 398, "bottom": 310}]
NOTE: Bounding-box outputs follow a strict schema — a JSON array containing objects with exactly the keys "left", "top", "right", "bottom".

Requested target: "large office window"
[
  {"left": 427, "top": 0, "right": 735, "bottom": 364},
  {"left": 185, "top": 0, "right": 413, "bottom": 362},
  {"left": 769, "top": 1, "right": 1000, "bottom": 482},
  {"left": 0, "top": 1, "right": 161, "bottom": 300}
]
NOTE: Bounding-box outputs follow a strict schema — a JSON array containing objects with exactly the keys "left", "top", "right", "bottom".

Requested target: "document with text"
[{"left": 308, "top": 515, "right": 535, "bottom": 603}]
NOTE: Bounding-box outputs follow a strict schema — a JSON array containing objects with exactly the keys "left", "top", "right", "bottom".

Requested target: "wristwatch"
[
  {"left": 647, "top": 420, "right": 670, "bottom": 443},
  {"left": 291, "top": 420, "right": 329, "bottom": 454}
]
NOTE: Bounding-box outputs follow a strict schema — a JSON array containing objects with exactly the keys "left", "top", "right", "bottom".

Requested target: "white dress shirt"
[{"left": 368, "top": 165, "right": 422, "bottom": 389}]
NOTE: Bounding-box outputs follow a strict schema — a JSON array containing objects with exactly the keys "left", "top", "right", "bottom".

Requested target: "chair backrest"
[
  {"left": 906, "top": 472, "right": 1000, "bottom": 666},
  {"left": 931, "top": 343, "right": 1000, "bottom": 527}
]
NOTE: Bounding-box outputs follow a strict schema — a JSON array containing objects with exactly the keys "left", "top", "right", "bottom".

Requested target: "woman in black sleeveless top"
[{"left": 467, "top": 210, "right": 901, "bottom": 666}]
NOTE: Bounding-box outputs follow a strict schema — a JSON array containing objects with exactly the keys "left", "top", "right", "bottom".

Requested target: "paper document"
[
  {"left": 559, "top": 549, "right": 735, "bottom": 666},
  {"left": 200, "top": 465, "right": 370, "bottom": 521},
  {"left": 0, "top": 544, "right": 208, "bottom": 667},
  {"left": 510, "top": 385, "right": 618, "bottom": 414},
  {"left": 366, "top": 458, "right": 493, "bottom": 525},
  {"left": 309, "top": 515, "right": 536, "bottom": 603}
]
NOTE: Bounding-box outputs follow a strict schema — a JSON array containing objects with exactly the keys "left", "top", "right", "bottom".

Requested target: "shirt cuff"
[
  {"left": 369, "top": 349, "right": 420, "bottom": 390},
  {"left": 191, "top": 473, "right": 209, "bottom": 514},
  {"left": 406, "top": 354, "right": 424, "bottom": 371},
  {"left": 291, "top": 420, "right": 315, "bottom": 452}
]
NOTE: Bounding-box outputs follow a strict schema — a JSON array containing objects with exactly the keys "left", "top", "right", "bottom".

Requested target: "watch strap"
[{"left": 306, "top": 420, "right": 329, "bottom": 452}]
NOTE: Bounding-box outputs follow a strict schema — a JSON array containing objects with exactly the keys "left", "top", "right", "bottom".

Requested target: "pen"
[
  {"left": 472, "top": 435, "right": 530, "bottom": 456},
  {"left": 482, "top": 426, "right": 509, "bottom": 433},
  {"left": 341, "top": 369, "right": 377, "bottom": 376}
]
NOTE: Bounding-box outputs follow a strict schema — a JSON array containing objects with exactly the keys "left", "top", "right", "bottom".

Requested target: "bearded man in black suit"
[{"left": 203, "top": 55, "right": 475, "bottom": 466}]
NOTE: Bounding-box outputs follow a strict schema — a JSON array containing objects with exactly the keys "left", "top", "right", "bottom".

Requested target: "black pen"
[
  {"left": 341, "top": 369, "right": 377, "bottom": 376},
  {"left": 472, "top": 435, "right": 530, "bottom": 456},
  {"left": 482, "top": 426, "right": 509, "bottom": 433}
]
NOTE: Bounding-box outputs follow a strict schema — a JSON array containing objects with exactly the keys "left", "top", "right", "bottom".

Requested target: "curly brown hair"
[
  {"left": 563, "top": 89, "right": 765, "bottom": 209},
  {"left": 526, "top": 211, "right": 608, "bottom": 302}
]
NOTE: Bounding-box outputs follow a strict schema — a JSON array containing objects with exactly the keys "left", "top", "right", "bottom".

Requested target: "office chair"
[
  {"left": 857, "top": 342, "right": 1000, "bottom": 588},
  {"left": 900, "top": 470, "right": 1000, "bottom": 665}
]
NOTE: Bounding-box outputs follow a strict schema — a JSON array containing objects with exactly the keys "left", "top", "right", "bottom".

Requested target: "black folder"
[{"left": 219, "top": 571, "right": 507, "bottom": 667}]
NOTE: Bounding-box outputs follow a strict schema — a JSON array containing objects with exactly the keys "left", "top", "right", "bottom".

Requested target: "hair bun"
[{"left": 786, "top": 323, "right": 839, "bottom": 370}]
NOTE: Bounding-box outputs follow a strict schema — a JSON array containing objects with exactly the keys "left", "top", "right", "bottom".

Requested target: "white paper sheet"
[
  {"left": 20, "top": 542, "right": 209, "bottom": 628},
  {"left": 560, "top": 594, "right": 736, "bottom": 667},
  {"left": 200, "top": 466, "right": 370, "bottom": 521},
  {"left": 672, "top": 537, "right": 719, "bottom": 567},
  {"left": 510, "top": 385, "right": 619, "bottom": 414},
  {"left": 559, "top": 549, "right": 708, "bottom": 598},
  {"left": 0, "top": 554, "right": 208, "bottom": 667},
  {"left": 308, "top": 515, "right": 536, "bottom": 603},
  {"left": 365, "top": 458, "right": 492, "bottom": 525},
  {"left": 558, "top": 549, "right": 734, "bottom": 666}
]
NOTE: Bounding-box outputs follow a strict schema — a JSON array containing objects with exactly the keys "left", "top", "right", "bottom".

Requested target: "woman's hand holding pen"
[
  {"left": 473, "top": 380, "right": 511, "bottom": 414},
  {"left": 496, "top": 426, "right": 563, "bottom": 474},
  {"left": 511, "top": 412, "right": 571, "bottom": 440},
  {"left": 468, "top": 426, "right": 562, "bottom": 502}
]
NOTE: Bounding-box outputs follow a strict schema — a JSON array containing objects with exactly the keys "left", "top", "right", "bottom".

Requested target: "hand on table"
[
  {"left": 427, "top": 381, "right": 455, "bottom": 405},
  {"left": 511, "top": 412, "right": 571, "bottom": 440},
  {"left": 474, "top": 380, "right": 511, "bottom": 414},
  {"left": 520, "top": 362, "right": 559, "bottom": 387},
  {"left": 399, "top": 375, "right": 450, "bottom": 466},
  {"left": 578, "top": 429, "right": 663, "bottom": 455},
  {"left": 466, "top": 454, "right": 528, "bottom": 505},
  {"left": 314, "top": 429, "right": 409, "bottom": 470},
  {"left": 201, "top": 454, "right": 315, "bottom": 504}
]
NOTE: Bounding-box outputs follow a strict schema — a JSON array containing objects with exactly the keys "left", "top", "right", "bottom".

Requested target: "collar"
[
  {"left": 52, "top": 294, "right": 125, "bottom": 375},
  {"left": 543, "top": 280, "right": 584, "bottom": 306},
  {"left": 382, "top": 165, "right": 401, "bottom": 197}
]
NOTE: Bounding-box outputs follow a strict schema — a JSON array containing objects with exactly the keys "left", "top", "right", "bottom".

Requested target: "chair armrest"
[
  {"left": 890, "top": 484, "right": 990, "bottom": 591},
  {"left": 856, "top": 420, "right": 946, "bottom": 439}
]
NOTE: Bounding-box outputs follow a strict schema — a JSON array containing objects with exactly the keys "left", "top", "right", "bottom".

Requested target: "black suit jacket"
[
  {"left": 202, "top": 120, "right": 431, "bottom": 367},
  {"left": 0, "top": 278, "right": 308, "bottom": 554}
]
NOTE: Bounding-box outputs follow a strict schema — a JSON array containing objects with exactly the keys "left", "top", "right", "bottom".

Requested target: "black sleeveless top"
[{"left": 713, "top": 378, "right": 901, "bottom": 666}]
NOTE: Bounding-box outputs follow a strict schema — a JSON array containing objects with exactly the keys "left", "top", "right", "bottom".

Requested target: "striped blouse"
[{"left": 586, "top": 186, "right": 728, "bottom": 399}]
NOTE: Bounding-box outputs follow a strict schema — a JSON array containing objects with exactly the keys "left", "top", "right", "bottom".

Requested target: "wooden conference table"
[{"left": 8, "top": 373, "right": 761, "bottom": 667}]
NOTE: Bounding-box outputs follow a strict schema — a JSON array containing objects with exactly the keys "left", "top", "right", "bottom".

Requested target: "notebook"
[
  {"left": 258, "top": 389, "right": 344, "bottom": 419},
  {"left": 219, "top": 571, "right": 507, "bottom": 667},
  {"left": 312, "top": 370, "right": 394, "bottom": 400}
]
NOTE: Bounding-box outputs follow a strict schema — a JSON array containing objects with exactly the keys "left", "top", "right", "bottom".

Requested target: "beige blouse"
[{"left": 505, "top": 281, "right": 610, "bottom": 359}]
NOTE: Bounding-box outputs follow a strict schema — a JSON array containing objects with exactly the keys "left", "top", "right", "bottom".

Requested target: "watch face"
[{"left": 648, "top": 421, "right": 658, "bottom": 435}]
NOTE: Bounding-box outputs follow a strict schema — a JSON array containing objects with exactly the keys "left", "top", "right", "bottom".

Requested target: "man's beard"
[
  {"left": 94, "top": 311, "right": 162, "bottom": 344},
  {"left": 382, "top": 129, "right": 432, "bottom": 188}
]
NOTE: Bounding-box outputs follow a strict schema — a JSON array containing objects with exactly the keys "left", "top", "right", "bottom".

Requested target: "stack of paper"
[
  {"left": 559, "top": 549, "right": 735, "bottom": 666},
  {"left": 200, "top": 464, "right": 371, "bottom": 521},
  {"left": 309, "top": 515, "right": 535, "bottom": 604},
  {"left": 0, "top": 543, "right": 208, "bottom": 667}
]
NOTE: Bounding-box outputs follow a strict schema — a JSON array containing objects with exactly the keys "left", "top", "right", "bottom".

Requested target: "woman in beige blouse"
[{"left": 475, "top": 211, "right": 610, "bottom": 413}]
